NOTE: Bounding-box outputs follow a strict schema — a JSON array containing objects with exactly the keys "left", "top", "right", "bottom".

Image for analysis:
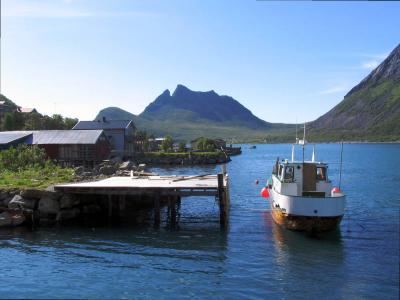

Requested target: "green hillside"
[
  {"left": 309, "top": 44, "right": 400, "bottom": 142},
  {"left": 96, "top": 106, "right": 295, "bottom": 142}
]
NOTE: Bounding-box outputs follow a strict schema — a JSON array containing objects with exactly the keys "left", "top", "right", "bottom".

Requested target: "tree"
[
  {"left": 161, "top": 135, "right": 173, "bottom": 152},
  {"left": 2, "top": 113, "right": 15, "bottom": 130},
  {"left": 178, "top": 142, "right": 186, "bottom": 153},
  {"left": 196, "top": 137, "right": 216, "bottom": 152}
]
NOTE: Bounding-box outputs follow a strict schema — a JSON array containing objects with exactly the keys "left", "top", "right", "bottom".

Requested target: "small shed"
[
  {"left": 148, "top": 137, "right": 165, "bottom": 152},
  {"left": 0, "top": 131, "right": 32, "bottom": 150},
  {"left": 73, "top": 118, "right": 136, "bottom": 158},
  {"left": 31, "top": 130, "right": 111, "bottom": 166},
  {"left": 0, "top": 130, "right": 111, "bottom": 166},
  {"left": 18, "top": 107, "right": 38, "bottom": 114}
]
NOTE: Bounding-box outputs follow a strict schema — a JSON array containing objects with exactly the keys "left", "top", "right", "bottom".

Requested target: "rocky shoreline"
[
  {"left": 0, "top": 187, "right": 160, "bottom": 228},
  {"left": 0, "top": 152, "right": 230, "bottom": 228},
  {"left": 134, "top": 152, "right": 230, "bottom": 165}
]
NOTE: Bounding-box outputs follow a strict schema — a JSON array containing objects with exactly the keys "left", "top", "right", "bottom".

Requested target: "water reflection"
[
  {"left": 0, "top": 224, "right": 228, "bottom": 259},
  {"left": 263, "top": 211, "right": 349, "bottom": 298}
]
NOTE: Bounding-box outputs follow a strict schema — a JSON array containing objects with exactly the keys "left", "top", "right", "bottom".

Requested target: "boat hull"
[
  {"left": 270, "top": 207, "right": 342, "bottom": 232},
  {"left": 269, "top": 187, "right": 345, "bottom": 232}
]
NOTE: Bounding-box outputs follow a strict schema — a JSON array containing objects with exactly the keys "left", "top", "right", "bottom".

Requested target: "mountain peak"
[
  {"left": 141, "top": 85, "right": 270, "bottom": 129},
  {"left": 172, "top": 84, "right": 192, "bottom": 97},
  {"left": 161, "top": 89, "right": 171, "bottom": 96}
]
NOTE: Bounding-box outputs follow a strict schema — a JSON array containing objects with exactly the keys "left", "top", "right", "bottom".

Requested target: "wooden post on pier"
[
  {"left": 108, "top": 194, "right": 112, "bottom": 218},
  {"left": 55, "top": 174, "right": 230, "bottom": 230},
  {"left": 218, "top": 173, "right": 228, "bottom": 229},
  {"left": 168, "top": 196, "right": 177, "bottom": 227},
  {"left": 154, "top": 195, "right": 160, "bottom": 228}
]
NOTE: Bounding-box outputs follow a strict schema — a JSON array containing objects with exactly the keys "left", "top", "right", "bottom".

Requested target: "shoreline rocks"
[{"left": 134, "top": 152, "right": 230, "bottom": 166}]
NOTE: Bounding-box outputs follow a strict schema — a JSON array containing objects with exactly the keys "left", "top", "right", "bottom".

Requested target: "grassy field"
[
  {"left": 0, "top": 166, "right": 74, "bottom": 189},
  {"left": 0, "top": 145, "right": 75, "bottom": 190}
]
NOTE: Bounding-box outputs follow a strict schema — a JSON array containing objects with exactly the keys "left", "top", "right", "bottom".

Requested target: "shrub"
[{"left": 0, "top": 144, "right": 47, "bottom": 171}]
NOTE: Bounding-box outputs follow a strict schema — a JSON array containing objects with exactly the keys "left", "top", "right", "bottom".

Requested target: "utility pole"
[{"left": 0, "top": 0, "right": 2, "bottom": 94}]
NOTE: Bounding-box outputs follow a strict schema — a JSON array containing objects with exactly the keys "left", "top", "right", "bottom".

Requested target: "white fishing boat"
[{"left": 261, "top": 125, "right": 346, "bottom": 232}]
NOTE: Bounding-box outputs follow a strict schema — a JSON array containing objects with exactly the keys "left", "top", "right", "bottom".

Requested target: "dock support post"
[
  {"left": 169, "top": 196, "right": 177, "bottom": 227},
  {"left": 108, "top": 194, "right": 112, "bottom": 219},
  {"left": 119, "top": 195, "right": 126, "bottom": 211},
  {"left": 218, "top": 173, "right": 227, "bottom": 229},
  {"left": 154, "top": 195, "right": 160, "bottom": 228}
]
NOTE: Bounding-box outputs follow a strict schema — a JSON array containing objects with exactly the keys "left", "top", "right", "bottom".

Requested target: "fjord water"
[{"left": 0, "top": 144, "right": 399, "bottom": 299}]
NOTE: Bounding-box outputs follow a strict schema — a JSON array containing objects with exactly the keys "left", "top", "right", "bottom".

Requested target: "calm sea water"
[{"left": 0, "top": 144, "right": 399, "bottom": 299}]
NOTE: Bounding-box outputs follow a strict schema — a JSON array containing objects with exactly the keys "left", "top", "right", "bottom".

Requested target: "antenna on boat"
[
  {"left": 302, "top": 123, "right": 306, "bottom": 163},
  {"left": 339, "top": 141, "right": 344, "bottom": 189},
  {"left": 312, "top": 145, "right": 315, "bottom": 162},
  {"left": 291, "top": 144, "right": 295, "bottom": 162}
]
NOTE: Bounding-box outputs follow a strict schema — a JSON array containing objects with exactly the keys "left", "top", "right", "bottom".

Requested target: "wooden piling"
[
  {"left": 170, "top": 197, "right": 177, "bottom": 226},
  {"left": 55, "top": 174, "right": 229, "bottom": 229},
  {"left": 218, "top": 173, "right": 227, "bottom": 228},
  {"left": 154, "top": 195, "right": 160, "bottom": 228},
  {"left": 108, "top": 194, "right": 112, "bottom": 218},
  {"left": 119, "top": 195, "right": 126, "bottom": 211}
]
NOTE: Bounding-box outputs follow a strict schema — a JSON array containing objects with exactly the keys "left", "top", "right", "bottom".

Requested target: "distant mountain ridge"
[
  {"left": 97, "top": 45, "right": 400, "bottom": 142},
  {"left": 310, "top": 44, "right": 400, "bottom": 141},
  {"left": 96, "top": 85, "right": 293, "bottom": 141},
  {"left": 140, "top": 84, "right": 270, "bottom": 129}
]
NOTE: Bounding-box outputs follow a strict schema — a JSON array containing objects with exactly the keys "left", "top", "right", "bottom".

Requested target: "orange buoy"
[
  {"left": 331, "top": 187, "right": 341, "bottom": 194},
  {"left": 260, "top": 187, "right": 269, "bottom": 198}
]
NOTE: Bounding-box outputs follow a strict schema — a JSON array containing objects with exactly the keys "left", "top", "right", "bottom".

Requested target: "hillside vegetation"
[
  {"left": 96, "top": 86, "right": 295, "bottom": 142},
  {"left": 309, "top": 44, "right": 400, "bottom": 142}
]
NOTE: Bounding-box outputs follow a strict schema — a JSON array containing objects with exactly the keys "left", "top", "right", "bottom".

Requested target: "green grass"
[
  {"left": 0, "top": 145, "right": 75, "bottom": 189},
  {"left": 0, "top": 166, "right": 75, "bottom": 189},
  {"left": 143, "top": 151, "right": 223, "bottom": 158}
]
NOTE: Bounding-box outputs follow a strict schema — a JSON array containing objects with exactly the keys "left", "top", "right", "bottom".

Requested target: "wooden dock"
[{"left": 54, "top": 173, "right": 230, "bottom": 228}]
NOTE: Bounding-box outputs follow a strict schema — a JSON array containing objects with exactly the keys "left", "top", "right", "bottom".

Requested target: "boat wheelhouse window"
[
  {"left": 278, "top": 165, "right": 283, "bottom": 179},
  {"left": 284, "top": 166, "right": 294, "bottom": 182},
  {"left": 316, "top": 167, "right": 327, "bottom": 181}
]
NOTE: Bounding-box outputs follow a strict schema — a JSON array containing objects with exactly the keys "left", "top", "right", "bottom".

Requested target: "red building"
[{"left": 0, "top": 130, "right": 111, "bottom": 166}]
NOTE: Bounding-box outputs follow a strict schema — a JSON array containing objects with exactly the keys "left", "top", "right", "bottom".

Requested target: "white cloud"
[
  {"left": 361, "top": 60, "right": 379, "bottom": 70},
  {"left": 319, "top": 85, "right": 348, "bottom": 95},
  {"left": 360, "top": 53, "right": 389, "bottom": 60}
]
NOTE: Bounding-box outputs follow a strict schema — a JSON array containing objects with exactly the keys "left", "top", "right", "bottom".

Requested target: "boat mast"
[
  {"left": 291, "top": 144, "right": 295, "bottom": 162},
  {"left": 312, "top": 145, "right": 315, "bottom": 162},
  {"left": 339, "top": 141, "right": 344, "bottom": 189},
  {"left": 302, "top": 123, "right": 305, "bottom": 163}
]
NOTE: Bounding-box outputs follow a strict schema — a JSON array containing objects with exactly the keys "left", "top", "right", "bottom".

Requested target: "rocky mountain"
[
  {"left": 310, "top": 44, "right": 400, "bottom": 141},
  {"left": 96, "top": 85, "right": 294, "bottom": 141},
  {"left": 96, "top": 45, "right": 400, "bottom": 142},
  {"left": 140, "top": 84, "right": 271, "bottom": 129}
]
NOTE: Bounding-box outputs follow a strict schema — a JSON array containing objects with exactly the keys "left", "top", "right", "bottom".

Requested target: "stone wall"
[
  {"left": 0, "top": 188, "right": 84, "bottom": 227},
  {"left": 135, "top": 152, "right": 230, "bottom": 165},
  {"left": 0, "top": 188, "right": 163, "bottom": 228}
]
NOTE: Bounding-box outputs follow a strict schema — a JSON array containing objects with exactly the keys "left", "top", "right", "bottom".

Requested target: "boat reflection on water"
[{"left": 262, "top": 211, "right": 350, "bottom": 298}]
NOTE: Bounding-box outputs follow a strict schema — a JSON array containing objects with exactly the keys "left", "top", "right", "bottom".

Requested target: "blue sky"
[{"left": 1, "top": 0, "right": 399, "bottom": 123}]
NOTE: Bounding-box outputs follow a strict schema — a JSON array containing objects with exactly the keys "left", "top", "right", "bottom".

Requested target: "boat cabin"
[{"left": 271, "top": 159, "right": 332, "bottom": 197}]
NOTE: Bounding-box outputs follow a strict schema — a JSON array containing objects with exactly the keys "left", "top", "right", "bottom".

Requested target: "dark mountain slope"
[
  {"left": 310, "top": 44, "right": 400, "bottom": 141},
  {"left": 95, "top": 86, "right": 295, "bottom": 141},
  {"left": 140, "top": 84, "right": 271, "bottom": 129}
]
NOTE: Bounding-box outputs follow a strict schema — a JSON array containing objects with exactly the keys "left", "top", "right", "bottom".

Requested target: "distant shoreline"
[{"left": 237, "top": 141, "right": 400, "bottom": 145}]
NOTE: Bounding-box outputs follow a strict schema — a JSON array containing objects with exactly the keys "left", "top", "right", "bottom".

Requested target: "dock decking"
[{"left": 54, "top": 173, "right": 230, "bottom": 228}]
